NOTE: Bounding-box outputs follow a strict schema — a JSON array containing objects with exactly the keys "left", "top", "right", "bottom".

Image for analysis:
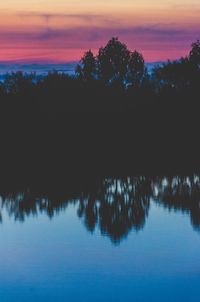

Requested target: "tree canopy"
[
  {"left": 189, "top": 40, "right": 200, "bottom": 65},
  {"left": 76, "top": 37, "right": 145, "bottom": 88}
]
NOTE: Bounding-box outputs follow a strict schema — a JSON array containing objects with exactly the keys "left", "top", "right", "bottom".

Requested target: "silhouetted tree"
[
  {"left": 97, "top": 37, "right": 130, "bottom": 87},
  {"left": 75, "top": 64, "right": 83, "bottom": 81},
  {"left": 189, "top": 40, "right": 200, "bottom": 65},
  {"left": 127, "top": 50, "right": 145, "bottom": 87},
  {"left": 76, "top": 50, "right": 97, "bottom": 82},
  {"left": 4, "top": 71, "right": 35, "bottom": 95},
  {"left": 152, "top": 57, "right": 198, "bottom": 92},
  {"left": 0, "top": 81, "right": 6, "bottom": 96},
  {"left": 75, "top": 38, "right": 149, "bottom": 90}
]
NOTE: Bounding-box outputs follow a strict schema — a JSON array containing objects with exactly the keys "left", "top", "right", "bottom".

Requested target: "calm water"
[{"left": 0, "top": 176, "right": 200, "bottom": 301}]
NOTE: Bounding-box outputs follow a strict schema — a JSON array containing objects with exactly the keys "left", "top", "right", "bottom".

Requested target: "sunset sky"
[{"left": 0, "top": 0, "right": 200, "bottom": 63}]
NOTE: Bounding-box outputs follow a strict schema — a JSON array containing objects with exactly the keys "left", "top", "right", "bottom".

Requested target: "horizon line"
[{"left": 0, "top": 59, "right": 170, "bottom": 65}]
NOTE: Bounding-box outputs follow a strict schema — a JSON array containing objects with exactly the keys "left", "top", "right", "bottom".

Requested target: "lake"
[{"left": 0, "top": 176, "right": 199, "bottom": 301}]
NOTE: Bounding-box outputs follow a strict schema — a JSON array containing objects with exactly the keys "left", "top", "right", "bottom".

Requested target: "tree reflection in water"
[
  {"left": 0, "top": 175, "right": 200, "bottom": 243},
  {"left": 77, "top": 177, "right": 151, "bottom": 243},
  {"left": 153, "top": 175, "right": 200, "bottom": 231}
]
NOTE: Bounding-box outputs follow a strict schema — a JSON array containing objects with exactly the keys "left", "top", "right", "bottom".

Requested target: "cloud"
[
  {"left": 17, "top": 12, "right": 117, "bottom": 25},
  {"left": 0, "top": 24, "right": 199, "bottom": 55},
  {"left": 171, "top": 3, "right": 200, "bottom": 10},
  {"left": 116, "top": 26, "right": 185, "bottom": 38},
  {"left": 0, "top": 25, "right": 194, "bottom": 41}
]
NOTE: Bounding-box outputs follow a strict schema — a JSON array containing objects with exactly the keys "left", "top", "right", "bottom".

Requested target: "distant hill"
[
  {"left": 0, "top": 61, "right": 163, "bottom": 81},
  {"left": 0, "top": 62, "right": 77, "bottom": 81}
]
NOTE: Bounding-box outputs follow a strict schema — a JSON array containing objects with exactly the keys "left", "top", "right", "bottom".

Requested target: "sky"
[{"left": 0, "top": 0, "right": 200, "bottom": 63}]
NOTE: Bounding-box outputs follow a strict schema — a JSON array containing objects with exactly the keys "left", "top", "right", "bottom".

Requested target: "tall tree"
[
  {"left": 97, "top": 37, "right": 130, "bottom": 86},
  {"left": 76, "top": 50, "right": 97, "bottom": 82},
  {"left": 127, "top": 50, "right": 145, "bottom": 87},
  {"left": 189, "top": 40, "right": 200, "bottom": 65}
]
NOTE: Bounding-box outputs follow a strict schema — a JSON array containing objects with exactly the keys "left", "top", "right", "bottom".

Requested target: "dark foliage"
[{"left": 0, "top": 38, "right": 200, "bottom": 177}]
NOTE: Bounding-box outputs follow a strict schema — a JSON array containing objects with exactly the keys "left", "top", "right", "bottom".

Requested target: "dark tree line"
[
  {"left": 75, "top": 37, "right": 200, "bottom": 93},
  {"left": 0, "top": 38, "right": 200, "bottom": 177},
  {"left": 0, "top": 37, "right": 199, "bottom": 117},
  {"left": 0, "top": 37, "right": 200, "bottom": 112}
]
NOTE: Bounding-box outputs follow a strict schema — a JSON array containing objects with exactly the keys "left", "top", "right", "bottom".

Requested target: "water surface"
[{"left": 0, "top": 176, "right": 199, "bottom": 301}]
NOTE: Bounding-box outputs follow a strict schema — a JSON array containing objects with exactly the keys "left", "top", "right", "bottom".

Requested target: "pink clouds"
[{"left": 0, "top": 11, "right": 199, "bottom": 62}]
